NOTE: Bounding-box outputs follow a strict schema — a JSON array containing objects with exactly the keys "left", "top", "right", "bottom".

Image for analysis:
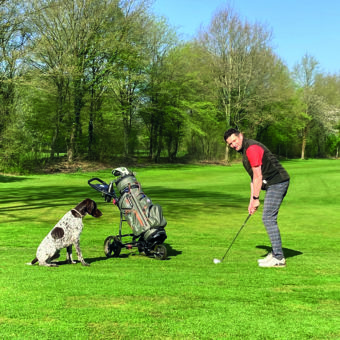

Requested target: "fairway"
[{"left": 0, "top": 160, "right": 339, "bottom": 339}]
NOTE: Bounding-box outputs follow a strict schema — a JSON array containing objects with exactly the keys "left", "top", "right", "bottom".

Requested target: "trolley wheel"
[
  {"left": 153, "top": 244, "right": 167, "bottom": 260},
  {"left": 104, "top": 236, "right": 121, "bottom": 258},
  {"left": 138, "top": 245, "right": 146, "bottom": 255}
]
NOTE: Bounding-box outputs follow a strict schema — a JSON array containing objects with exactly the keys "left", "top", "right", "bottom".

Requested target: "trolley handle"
[
  {"left": 88, "top": 177, "right": 119, "bottom": 203},
  {"left": 88, "top": 178, "right": 108, "bottom": 190},
  {"left": 88, "top": 177, "right": 107, "bottom": 185}
]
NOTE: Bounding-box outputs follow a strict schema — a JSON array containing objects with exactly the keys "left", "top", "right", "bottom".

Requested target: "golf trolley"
[{"left": 88, "top": 168, "right": 168, "bottom": 260}]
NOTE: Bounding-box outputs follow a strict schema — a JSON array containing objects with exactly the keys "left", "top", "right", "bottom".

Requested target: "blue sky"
[{"left": 152, "top": 0, "right": 340, "bottom": 74}]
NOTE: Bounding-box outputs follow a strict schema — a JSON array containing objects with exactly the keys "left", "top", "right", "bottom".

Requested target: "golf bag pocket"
[
  {"left": 119, "top": 192, "right": 146, "bottom": 236},
  {"left": 148, "top": 204, "right": 167, "bottom": 228},
  {"left": 118, "top": 189, "right": 167, "bottom": 236}
]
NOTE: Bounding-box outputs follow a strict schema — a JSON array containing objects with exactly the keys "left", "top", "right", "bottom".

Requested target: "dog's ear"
[
  {"left": 88, "top": 199, "right": 102, "bottom": 218},
  {"left": 76, "top": 199, "right": 102, "bottom": 217},
  {"left": 74, "top": 198, "right": 92, "bottom": 216},
  {"left": 86, "top": 199, "right": 95, "bottom": 214},
  {"left": 51, "top": 227, "right": 64, "bottom": 239}
]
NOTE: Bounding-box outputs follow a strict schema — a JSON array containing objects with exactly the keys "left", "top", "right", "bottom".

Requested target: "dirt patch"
[
  {"left": 43, "top": 161, "right": 108, "bottom": 173},
  {"left": 41, "top": 157, "right": 117, "bottom": 174},
  {"left": 39, "top": 156, "right": 231, "bottom": 174}
]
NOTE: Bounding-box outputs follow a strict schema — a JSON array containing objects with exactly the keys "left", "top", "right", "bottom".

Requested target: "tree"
[
  {"left": 27, "top": 0, "right": 133, "bottom": 161},
  {"left": 106, "top": 1, "right": 152, "bottom": 157},
  {"left": 139, "top": 17, "right": 178, "bottom": 161},
  {"left": 0, "top": 1, "right": 29, "bottom": 155},
  {"left": 155, "top": 43, "right": 218, "bottom": 162},
  {"left": 28, "top": 0, "right": 81, "bottom": 160},
  {"left": 198, "top": 5, "right": 276, "bottom": 161},
  {"left": 313, "top": 73, "right": 340, "bottom": 157},
  {"left": 175, "top": 42, "right": 222, "bottom": 161},
  {"left": 293, "top": 54, "right": 322, "bottom": 159}
]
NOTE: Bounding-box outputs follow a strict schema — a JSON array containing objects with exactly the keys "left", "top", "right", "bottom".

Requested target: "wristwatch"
[{"left": 252, "top": 196, "right": 259, "bottom": 200}]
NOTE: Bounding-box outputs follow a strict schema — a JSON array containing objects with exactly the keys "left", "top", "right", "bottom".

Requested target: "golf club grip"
[{"left": 221, "top": 214, "right": 251, "bottom": 261}]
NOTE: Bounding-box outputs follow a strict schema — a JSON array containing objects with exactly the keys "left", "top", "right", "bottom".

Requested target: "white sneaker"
[
  {"left": 257, "top": 252, "right": 273, "bottom": 263},
  {"left": 258, "top": 257, "right": 286, "bottom": 267}
]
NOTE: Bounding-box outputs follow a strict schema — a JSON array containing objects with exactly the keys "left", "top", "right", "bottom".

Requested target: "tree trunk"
[
  {"left": 88, "top": 84, "right": 95, "bottom": 159},
  {"left": 50, "top": 126, "right": 59, "bottom": 159},
  {"left": 301, "top": 127, "right": 307, "bottom": 160},
  {"left": 224, "top": 144, "right": 229, "bottom": 163},
  {"left": 88, "top": 119, "right": 94, "bottom": 158},
  {"left": 123, "top": 116, "right": 129, "bottom": 157},
  {"left": 50, "top": 83, "right": 65, "bottom": 159},
  {"left": 71, "top": 78, "right": 84, "bottom": 161},
  {"left": 68, "top": 124, "right": 75, "bottom": 163}
]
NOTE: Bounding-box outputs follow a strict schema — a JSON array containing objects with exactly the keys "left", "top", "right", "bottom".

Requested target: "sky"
[{"left": 152, "top": 0, "right": 340, "bottom": 74}]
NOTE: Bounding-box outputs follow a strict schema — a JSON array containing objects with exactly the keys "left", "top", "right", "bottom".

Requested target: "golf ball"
[{"left": 213, "top": 258, "right": 221, "bottom": 264}]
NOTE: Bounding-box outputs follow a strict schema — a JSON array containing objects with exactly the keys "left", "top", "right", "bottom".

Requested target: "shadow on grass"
[
  {"left": 0, "top": 175, "right": 30, "bottom": 183},
  {"left": 86, "top": 254, "right": 130, "bottom": 263},
  {"left": 166, "top": 243, "right": 182, "bottom": 257},
  {"left": 83, "top": 243, "right": 182, "bottom": 264},
  {"left": 50, "top": 256, "right": 122, "bottom": 266},
  {"left": 0, "top": 184, "right": 246, "bottom": 220},
  {"left": 85, "top": 257, "right": 110, "bottom": 264},
  {"left": 49, "top": 258, "right": 107, "bottom": 266},
  {"left": 256, "top": 245, "right": 303, "bottom": 259}
]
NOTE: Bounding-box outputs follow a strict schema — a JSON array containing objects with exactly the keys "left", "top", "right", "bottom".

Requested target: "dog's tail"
[{"left": 26, "top": 257, "right": 38, "bottom": 266}]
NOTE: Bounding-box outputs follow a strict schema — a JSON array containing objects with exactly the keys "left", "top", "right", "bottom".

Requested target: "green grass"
[{"left": 0, "top": 160, "right": 339, "bottom": 339}]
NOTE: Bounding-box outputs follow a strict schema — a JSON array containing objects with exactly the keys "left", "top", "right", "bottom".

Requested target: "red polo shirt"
[{"left": 246, "top": 145, "right": 264, "bottom": 167}]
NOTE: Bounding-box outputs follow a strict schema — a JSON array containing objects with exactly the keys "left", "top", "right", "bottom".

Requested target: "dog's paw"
[
  {"left": 67, "top": 260, "right": 77, "bottom": 264},
  {"left": 81, "top": 262, "right": 90, "bottom": 266}
]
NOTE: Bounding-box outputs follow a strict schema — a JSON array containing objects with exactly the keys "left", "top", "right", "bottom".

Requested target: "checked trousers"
[{"left": 262, "top": 180, "right": 290, "bottom": 260}]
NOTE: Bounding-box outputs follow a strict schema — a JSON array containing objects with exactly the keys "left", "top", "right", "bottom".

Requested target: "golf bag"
[{"left": 114, "top": 167, "right": 167, "bottom": 237}]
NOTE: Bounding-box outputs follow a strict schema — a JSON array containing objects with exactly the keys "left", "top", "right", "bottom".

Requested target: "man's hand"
[{"left": 248, "top": 198, "right": 260, "bottom": 215}]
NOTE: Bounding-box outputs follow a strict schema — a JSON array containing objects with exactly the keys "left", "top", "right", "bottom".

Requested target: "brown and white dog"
[{"left": 28, "top": 198, "right": 102, "bottom": 267}]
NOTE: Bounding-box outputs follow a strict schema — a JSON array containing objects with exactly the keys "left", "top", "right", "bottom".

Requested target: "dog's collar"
[{"left": 71, "top": 209, "right": 84, "bottom": 218}]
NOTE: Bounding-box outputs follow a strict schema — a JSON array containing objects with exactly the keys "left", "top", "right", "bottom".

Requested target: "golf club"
[{"left": 213, "top": 214, "right": 251, "bottom": 264}]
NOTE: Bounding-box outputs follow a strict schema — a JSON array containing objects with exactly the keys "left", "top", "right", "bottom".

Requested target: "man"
[{"left": 224, "top": 128, "right": 290, "bottom": 267}]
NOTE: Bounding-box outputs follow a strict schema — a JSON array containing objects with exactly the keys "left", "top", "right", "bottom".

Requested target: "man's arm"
[{"left": 249, "top": 166, "right": 262, "bottom": 215}]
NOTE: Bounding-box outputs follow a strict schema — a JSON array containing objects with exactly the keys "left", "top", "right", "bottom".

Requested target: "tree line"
[{"left": 1, "top": 0, "right": 339, "bottom": 172}]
